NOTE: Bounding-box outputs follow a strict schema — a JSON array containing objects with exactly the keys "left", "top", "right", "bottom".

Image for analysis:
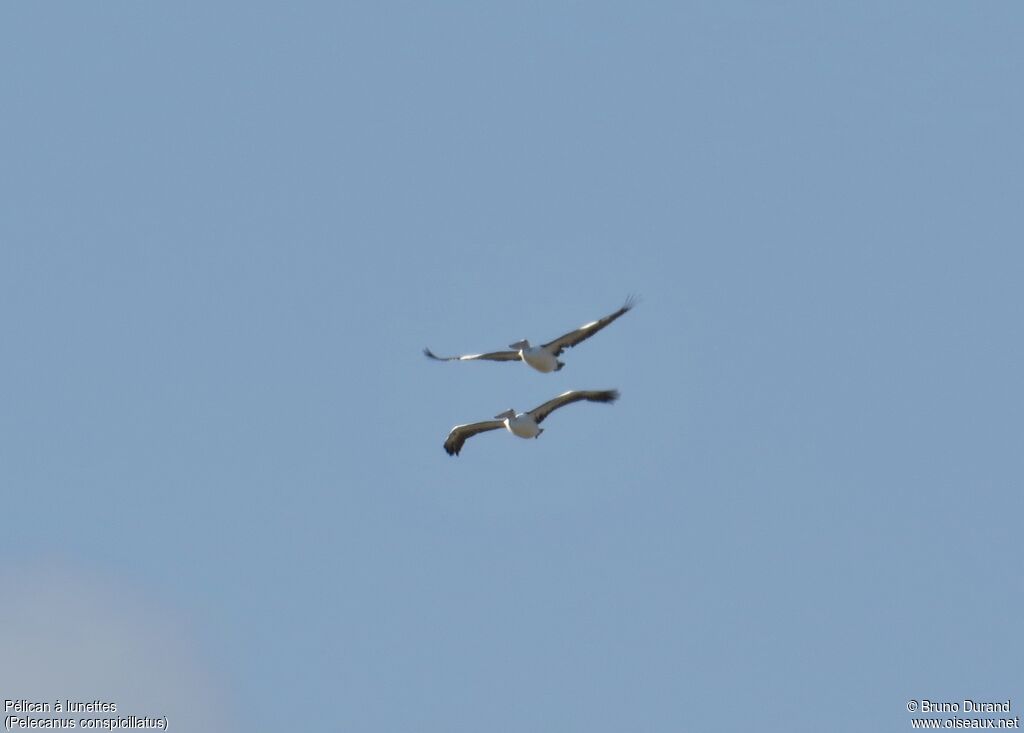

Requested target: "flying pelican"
[
  {"left": 424, "top": 296, "right": 637, "bottom": 373},
  {"left": 443, "top": 389, "right": 620, "bottom": 456}
]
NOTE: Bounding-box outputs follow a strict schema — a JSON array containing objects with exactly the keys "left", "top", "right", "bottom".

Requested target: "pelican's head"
[
  {"left": 494, "top": 409, "right": 517, "bottom": 420},
  {"left": 509, "top": 339, "right": 530, "bottom": 351}
]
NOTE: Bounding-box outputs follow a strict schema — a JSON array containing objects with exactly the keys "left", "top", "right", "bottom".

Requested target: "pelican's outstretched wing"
[
  {"left": 444, "top": 420, "right": 505, "bottom": 456},
  {"left": 424, "top": 347, "right": 521, "bottom": 364},
  {"left": 527, "top": 389, "right": 620, "bottom": 425},
  {"left": 541, "top": 296, "right": 637, "bottom": 357}
]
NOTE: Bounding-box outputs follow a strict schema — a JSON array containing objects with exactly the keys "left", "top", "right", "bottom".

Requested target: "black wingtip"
[{"left": 424, "top": 347, "right": 438, "bottom": 360}]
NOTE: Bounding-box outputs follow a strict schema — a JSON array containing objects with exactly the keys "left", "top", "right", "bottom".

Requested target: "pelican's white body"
[
  {"left": 521, "top": 347, "right": 559, "bottom": 373},
  {"left": 510, "top": 341, "right": 561, "bottom": 373},
  {"left": 499, "top": 411, "right": 543, "bottom": 439}
]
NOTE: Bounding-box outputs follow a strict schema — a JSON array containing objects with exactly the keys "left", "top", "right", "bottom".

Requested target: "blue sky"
[{"left": 2, "top": 3, "right": 1022, "bottom": 731}]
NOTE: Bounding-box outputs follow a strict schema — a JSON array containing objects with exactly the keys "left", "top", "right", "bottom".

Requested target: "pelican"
[
  {"left": 443, "top": 389, "right": 620, "bottom": 456},
  {"left": 424, "top": 296, "right": 637, "bottom": 373}
]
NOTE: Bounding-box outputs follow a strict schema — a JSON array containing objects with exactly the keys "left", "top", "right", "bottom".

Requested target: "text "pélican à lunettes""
[{"left": 5, "top": 701, "right": 117, "bottom": 714}]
